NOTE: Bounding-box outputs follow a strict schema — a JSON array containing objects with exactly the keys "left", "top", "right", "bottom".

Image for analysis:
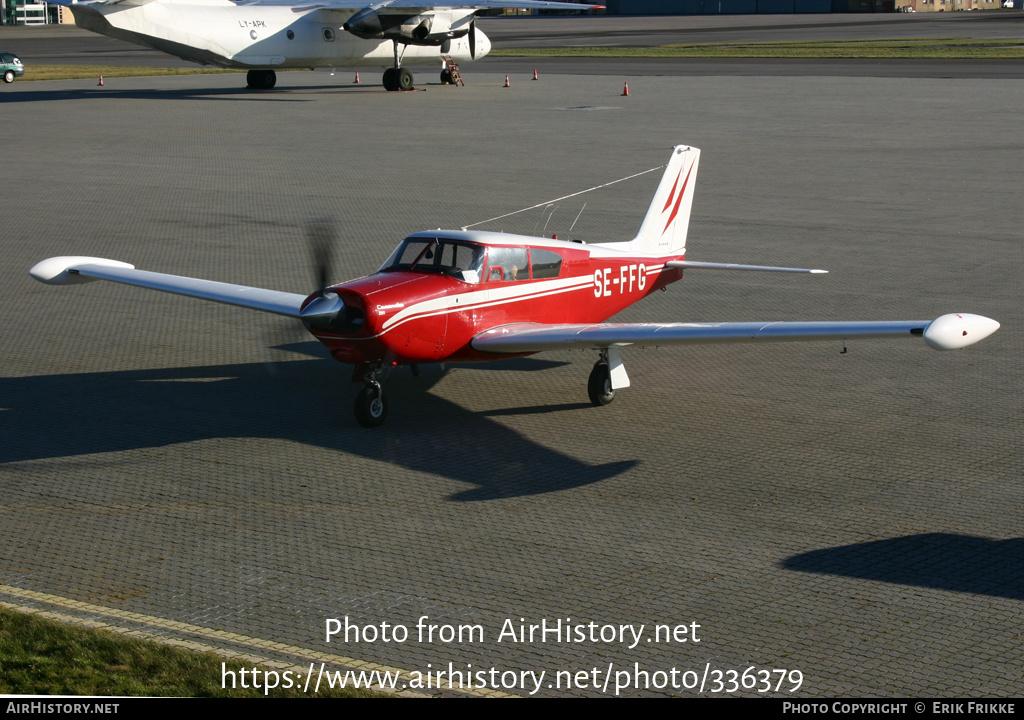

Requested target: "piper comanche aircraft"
[
  {"left": 30, "top": 145, "right": 1000, "bottom": 427},
  {"left": 47, "top": 0, "right": 600, "bottom": 90}
]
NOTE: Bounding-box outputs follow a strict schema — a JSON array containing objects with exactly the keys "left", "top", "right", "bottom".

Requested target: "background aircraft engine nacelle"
[{"left": 343, "top": 11, "right": 465, "bottom": 46}]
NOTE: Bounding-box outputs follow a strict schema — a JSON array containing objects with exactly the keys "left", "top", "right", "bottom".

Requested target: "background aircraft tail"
[{"left": 627, "top": 145, "right": 700, "bottom": 256}]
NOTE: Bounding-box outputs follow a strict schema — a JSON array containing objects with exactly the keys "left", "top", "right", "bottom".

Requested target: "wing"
[
  {"left": 29, "top": 256, "right": 317, "bottom": 319},
  {"left": 47, "top": 0, "right": 605, "bottom": 11},
  {"left": 472, "top": 315, "right": 1000, "bottom": 353},
  {"left": 667, "top": 261, "right": 827, "bottom": 273},
  {"left": 230, "top": 0, "right": 603, "bottom": 9}
]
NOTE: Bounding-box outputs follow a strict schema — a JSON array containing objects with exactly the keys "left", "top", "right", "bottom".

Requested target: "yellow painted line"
[{"left": 0, "top": 585, "right": 517, "bottom": 698}]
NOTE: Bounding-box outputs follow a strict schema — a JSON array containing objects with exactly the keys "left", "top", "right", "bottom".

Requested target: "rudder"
[{"left": 629, "top": 145, "right": 700, "bottom": 255}]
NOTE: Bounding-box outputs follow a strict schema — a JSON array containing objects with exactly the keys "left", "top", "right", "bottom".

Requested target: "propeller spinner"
[{"left": 299, "top": 218, "right": 346, "bottom": 327}]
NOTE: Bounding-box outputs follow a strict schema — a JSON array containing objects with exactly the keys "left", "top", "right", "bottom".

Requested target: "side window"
[
  {"left": 487, "top": 247, "right": 528, "bottom": 282},
  {"left": 530, "top": 248, "right": 562, "bottom": 279}
]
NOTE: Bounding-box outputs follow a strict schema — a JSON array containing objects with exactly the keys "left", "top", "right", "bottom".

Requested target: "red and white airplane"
[{"left": 30, "top": 145, "right": 999, "bottom": 427}]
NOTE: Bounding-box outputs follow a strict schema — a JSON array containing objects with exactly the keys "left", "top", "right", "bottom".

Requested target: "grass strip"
[
  {"left": 16, "top": 65, "right": 243, "bottom": 82},
  {"left": 0, "top": 605, "right": 388, "bottom": 697}
]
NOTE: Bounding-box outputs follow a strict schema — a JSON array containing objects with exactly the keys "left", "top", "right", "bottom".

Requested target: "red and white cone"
[
  {"left": 354, "top": 72, "right": 360, "bottom": 83},
  {"left": 503, "top": 75, "right": 510, "bottom": 88},
  {"left": 532, "top": 68, "right": 538, "bottom": 81},
  {"left": 98, "top": 76, "right": 104, "bottom": 87},
  {"left": 621, "top": 82, "right": 629, "bottom": 97}
]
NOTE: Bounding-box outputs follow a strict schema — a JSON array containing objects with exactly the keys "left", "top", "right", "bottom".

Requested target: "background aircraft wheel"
[
  {"left": 3, "top": 70, "right": 14, "bottom": 84},
  {"left": 396, "top": 67, "right": 414, "bottom": 91},
  {"left": 587, "top": 361, "right": 615, "bottom": 406},
  {"left": 440, "top": 70, "right": 453, "bottom": 85},
  {"left": 382, "top": 68, "right": 397, "bottom": 91},
  {"left": 246, "top": 69, "right": 276, "bottom": 90},
  {"left": 354, "top": 385, "right": 388, "bottom": 427}
]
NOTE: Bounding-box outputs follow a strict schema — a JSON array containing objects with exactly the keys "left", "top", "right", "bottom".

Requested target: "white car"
[{"left": 1, "top": 52, "right": 25, "bottom": 84}]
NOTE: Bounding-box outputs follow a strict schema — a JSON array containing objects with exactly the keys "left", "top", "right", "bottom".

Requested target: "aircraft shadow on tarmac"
[
  {"left": 0, "top": 84, "right": 379, "bottom": 104},
  {"left": 783, "top": 534, "right": 1024, "bottom": 601},
  {"left": 0, "top": 345, "right": 633, "bottom": 502}
]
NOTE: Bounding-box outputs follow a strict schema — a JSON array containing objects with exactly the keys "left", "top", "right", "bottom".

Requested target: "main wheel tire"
[
  {"left": 382, "top": 67, "right": 397, "bottom": 91},
  {"left": 440, "top": 70, "right": 453, "bottom": 85},
  {"left": 396, "top": 67, "right": 414, "bottom": 91},
  {"left": 587, "top": 361, "right": 615, "bottom": 406},
  {"left": 354, "top": 385, "right": 388, "bottom": 427},
  {"left": 3, "top": 70, "right": 14, "bottom": 84},
  {"left": 246, "top": 69, "right": 276, "bottom": 90}
]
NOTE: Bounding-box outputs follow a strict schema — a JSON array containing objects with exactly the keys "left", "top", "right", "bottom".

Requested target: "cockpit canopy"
[
  {"left": 382, "top": 237, "right": 486, "bottom": 283},
  {"left": 381, "top": 236, "right": 564, "bottom": 285}
]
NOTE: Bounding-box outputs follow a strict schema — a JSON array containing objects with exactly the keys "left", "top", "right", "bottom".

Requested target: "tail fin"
[{"left": 628, "top": 145, "right": 700, "bottom": 255}]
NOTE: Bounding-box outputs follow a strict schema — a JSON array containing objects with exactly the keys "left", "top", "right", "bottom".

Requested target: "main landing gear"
[
  {"left": 352, "top": 351, "right": 627, "bottom": 427},
  {"left": 382, "top": 66, "right": 414, "bottom": 92},
  {"left": 588, "top": 358, "right": 615, "bottom": 406},
  {"left": 587, "top": 348, "right": 628, "bottom": 407},
  {"left": 382, "top": 40, "right": 414, "bottom": 91},
  {"left": 246, "top": 69, "right": 276, "bottom": 90}
]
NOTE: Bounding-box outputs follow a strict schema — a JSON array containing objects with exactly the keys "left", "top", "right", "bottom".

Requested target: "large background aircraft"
[
  {"left": 29, "top": 145, "right": 999, "bottom": 427},
  {"left": 44, "top": 0, "right": 600, "bottom": 90}
]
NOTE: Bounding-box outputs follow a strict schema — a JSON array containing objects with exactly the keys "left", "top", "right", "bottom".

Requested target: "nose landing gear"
[{"left": 354, "top": 382, "right": 387, "bottom": 427}]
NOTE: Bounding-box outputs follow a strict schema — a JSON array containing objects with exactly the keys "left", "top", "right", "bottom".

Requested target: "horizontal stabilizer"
[
  {"left": 668, "top": 261, "right": 827, "bottom": 274},
  {"left": 473, "top": 314, "right": 999, "bottom": 354},
  {"left": 30, "top": 256, "right": 307, "bottom": 318}
]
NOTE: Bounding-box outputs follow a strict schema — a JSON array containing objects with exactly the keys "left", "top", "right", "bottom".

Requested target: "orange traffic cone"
[
  {"left": 503, "top": 75, "right": 510, "bottom": 88},
  {"left": 621, "top": 82, "right": 629, "bottom": 97},
  {"left": 532, "top": 68, "right": 538, "bottom": 81},
  {"left": 354, "top": 72, "right": 360, "bottom": 83},
  {"left": 98, "top": 76, "right": 104, "bottom": 86}
]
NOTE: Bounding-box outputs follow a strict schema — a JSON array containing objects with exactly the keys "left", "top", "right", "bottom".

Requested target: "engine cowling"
[{"left": 343, "top": 10, "right": 469, "bottom": 46}]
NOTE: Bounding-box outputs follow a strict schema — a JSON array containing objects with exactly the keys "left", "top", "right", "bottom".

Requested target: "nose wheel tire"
[
  {"left": 587, "top": 361, "right": 615, "bottom": 406},
  {"left": 355, "top": 384, "right": 388, "bottom": 427}
]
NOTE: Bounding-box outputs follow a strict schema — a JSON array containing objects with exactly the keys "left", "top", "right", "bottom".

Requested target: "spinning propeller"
[{"left": 298, "top": 217, "right": 347, "bottom": 327}]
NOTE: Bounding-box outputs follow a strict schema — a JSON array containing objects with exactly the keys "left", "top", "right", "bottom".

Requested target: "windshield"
[{"left": 382, "top": 238, "right": 485, "bottom": 284}]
